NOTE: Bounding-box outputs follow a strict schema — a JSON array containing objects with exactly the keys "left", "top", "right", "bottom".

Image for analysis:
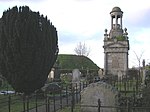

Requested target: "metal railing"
[{"left": 0, "top": 78, "right": 150, "bottom": 112}]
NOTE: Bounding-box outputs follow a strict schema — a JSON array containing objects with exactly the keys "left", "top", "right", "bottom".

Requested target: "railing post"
[
  {"left": 27, "top": 96, "right": 29, "bottom": 112},
  {"left": 79, "top": 82, "right": 81, "bottom": 101},
  {"left": 60, "top": 89, "right": 62, "bottom": 110},
  {"left": 66, "top": 86, "right": 68, "bottom": 106},
  {"left": 71, "top": 83, "right": 75, "bottom": 111},
  {"left": 53, "top": 92, "right": 56, "bottom": 112},
  {"left": 133, "top": 87, "right": 135, "bottom": 104},
  {"left": 71, "top": 100, "right": 74, "bottom": 112},
  {"left": 76, "top": 83, "right": 78, "bottom": 103},
  {"left": 23, "top": 95, "right": 26, "bottom": 112},
  {"left": 47, "top": 97, "right": 50, "bottom": 112},
  {"left": 45, "top": 93, "right": 47, "bottom": 112},
  {"left": 8, "top": 95, "right": 11, "bottom": 112},
  {"left": 116, "top": 78, "right": 118, "bottom": 90},
  {"left": 98, "top": 99, "right": 101, "bottom": 112},
  {"left": 35, "top": 92, "right": 38, "bottom": 112},
  {"left": 120, "top": 77, "right": 122, "bottom": 91},
  {"left": 127, "top": 99, "right": 130, "bottom": 112},
  {"left": 124, "top": 81, "right": 127, "bottom": 96},
  {"left": 82, "top": 82, "right": 84, "bottom": 89},
  {"left": 127, "top": 80, "right": 129, "bottom": 91}
]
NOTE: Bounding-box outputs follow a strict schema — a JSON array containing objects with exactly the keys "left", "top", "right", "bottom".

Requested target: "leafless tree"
[
  {"left": 133, "top": 50, "right": 144, "bottom": 93},
  {"left": 74, "top": 42, "right": 90, "bottom": 56},
  {"left": 133, "top": 50, "right": 144, "bottom": 68}
]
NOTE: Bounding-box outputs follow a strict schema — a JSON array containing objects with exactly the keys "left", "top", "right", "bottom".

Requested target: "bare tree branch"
[{"left": 74, "top": 42, "right": 90, "bottom": 56}]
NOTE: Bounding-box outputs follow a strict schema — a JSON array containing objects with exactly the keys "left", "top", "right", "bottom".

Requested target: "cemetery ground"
[
  {"left": 0, "top": 92, "right": 46, "bottom": 112},
  {"left": 1, "top": 77, "right": 149, "bottom": 112},
  {"left": 56, "top": 104, "right": 80, "bottom": 112},
  {"left": 0, "top": 80, "right": 86, "bottom": 112}
]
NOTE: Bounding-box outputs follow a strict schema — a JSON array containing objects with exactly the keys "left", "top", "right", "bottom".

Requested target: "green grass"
[
  {"left": 114, "top": 80, "right": 137, "bottom": 91},
  {"left": 0, "top": 94, "right": 46, "bottom": 112},
  {"left": 0, "top": 80, "right": 141, "bottom": 112},
  {"left": 0, "top": 84, "right": 14, "bottom": 91},
  {"left": 57, "top": 104, "right": 80, "bottom": 112}
]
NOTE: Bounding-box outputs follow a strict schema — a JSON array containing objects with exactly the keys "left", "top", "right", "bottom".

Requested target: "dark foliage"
[
  {"left": 0, "top": 6, "right": 58, "bottom": 95},
  {"left": 128, "top": 68, "right": 138, "bottom": 80},
  {"left": 142, "top": 70, "right": 150, "bottom": 107}
]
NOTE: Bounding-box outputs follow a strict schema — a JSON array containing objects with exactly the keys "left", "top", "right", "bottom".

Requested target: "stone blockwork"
[{"left": 81, "top": 82, "right": 118, "bottom": 112}]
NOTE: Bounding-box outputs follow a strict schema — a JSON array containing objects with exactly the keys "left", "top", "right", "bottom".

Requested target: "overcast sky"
[{"left": 0, "top": 0, "right": 150, "bottom": 68}]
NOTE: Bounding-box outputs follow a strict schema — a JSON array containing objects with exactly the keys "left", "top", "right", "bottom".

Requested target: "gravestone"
[
  {"left": 72, "top": 69, "right": 80, "bottom": 83},
  {"left": 81, "top": 82, "right": 118, "bottom": 112},
  {"left": 61, "top": 73, "right": 72, "bottom": 83},
  {"left": 67, "top": 73, "right": 73, "bottom": 82},
  {"left": 53, "top": 60, "right": 61, "bottom": 82},
  {"left": 72, "top": 69, "right": 80, "bottom": 87},
  {"left": 98, "top": 69, "right": 104, "bottom": 79},
  {"left": 118, "top": 71, "right": 123, "bottom": 80}
]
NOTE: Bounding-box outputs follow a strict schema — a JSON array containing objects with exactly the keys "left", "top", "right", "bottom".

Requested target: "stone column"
[
  {"left": 120, "top": 16, "right": 122, "bottom": 29},
  {"left": 125, "top": 53, "right": 127, "bottom": 74},
  {"left": 104, "top": 52, "right": 107, "bottom": 75},
  {"left": 111, "top": 16, "right": 113, "bottom": 29},
  {"left": 115, "top": 15, "right": 118, "bottom": 29},
  {"left": 53, "top": 61, "right": 61, "bottom": 82}
]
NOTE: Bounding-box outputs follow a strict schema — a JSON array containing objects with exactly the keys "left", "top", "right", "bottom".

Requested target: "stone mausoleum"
[{"left": 103, "top": 7, "right": 129, "bottom": 77}]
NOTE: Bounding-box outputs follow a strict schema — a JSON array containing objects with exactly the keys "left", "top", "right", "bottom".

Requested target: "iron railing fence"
[{"left": 0, "top": 76, "right": 149, "bottom": 112}]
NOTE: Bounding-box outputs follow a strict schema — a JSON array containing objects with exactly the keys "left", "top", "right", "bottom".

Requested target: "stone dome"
[{"left": 111, "top": 7, "right": 122, "bottom": 12}]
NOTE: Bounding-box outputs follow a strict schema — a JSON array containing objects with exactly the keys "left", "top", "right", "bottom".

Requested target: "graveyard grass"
[
  {"left": 57, "top": 104, "right": 80, "bottom": 112},
  {"left": 114, "top": 79, "right": 137, "bottom": 91},
  {"left": 0, "top": 79, "right": 140, "bottom": 112},
  {"left": 0, "top": 94, "right": 45, "bottom": 112}
]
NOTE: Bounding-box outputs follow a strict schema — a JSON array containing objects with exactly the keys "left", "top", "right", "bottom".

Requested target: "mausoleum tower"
[{"left": 103, "top": 7, "right": 129, "bottom": 77}]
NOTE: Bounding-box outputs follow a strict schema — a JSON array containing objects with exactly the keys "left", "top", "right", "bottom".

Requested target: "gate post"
[{"left": 98, "top": 99, "right": 101, "bottom": 112}]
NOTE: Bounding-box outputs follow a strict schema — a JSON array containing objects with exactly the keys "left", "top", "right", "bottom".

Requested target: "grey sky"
[{"left": 0, "top": 0, "right": 150, "bottom": 68}]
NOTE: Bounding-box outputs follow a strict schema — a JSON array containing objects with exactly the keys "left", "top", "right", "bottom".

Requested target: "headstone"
[
  {"left": 72, "top": 69, "right": 80, "bottom": 88},
  {"left": 118, "top": 70, "right": 122, "bottom": 80},
  {"left": 98, "top": 69, "right": 104, "bottom": 79},
  {"left": 61, "top": 73, "right": 72, "bottom": 83},
  {"left": 53, "top": 60, "right": 61, "bottom": 82},
  {"left": 72, "top": 69, "right": 80, "bottom": 83},
  {"left": 81, "top": 82, "right": 118, "bottom": 112},
  {"left": 145, "top": 70, "right": 150, "bottom": 85},
  {"left": 48, "top": 68, "right": 54, "bottom": 82}
]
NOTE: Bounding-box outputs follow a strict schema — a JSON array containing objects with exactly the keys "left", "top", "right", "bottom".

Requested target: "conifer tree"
[{"left": 0, "top": 6, "right": 58, "bottom": 95}]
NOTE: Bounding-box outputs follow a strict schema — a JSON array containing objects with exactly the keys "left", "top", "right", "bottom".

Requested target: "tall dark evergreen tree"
[{"left": 0, "top": 6, "right": 58, "bottom": 95}]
